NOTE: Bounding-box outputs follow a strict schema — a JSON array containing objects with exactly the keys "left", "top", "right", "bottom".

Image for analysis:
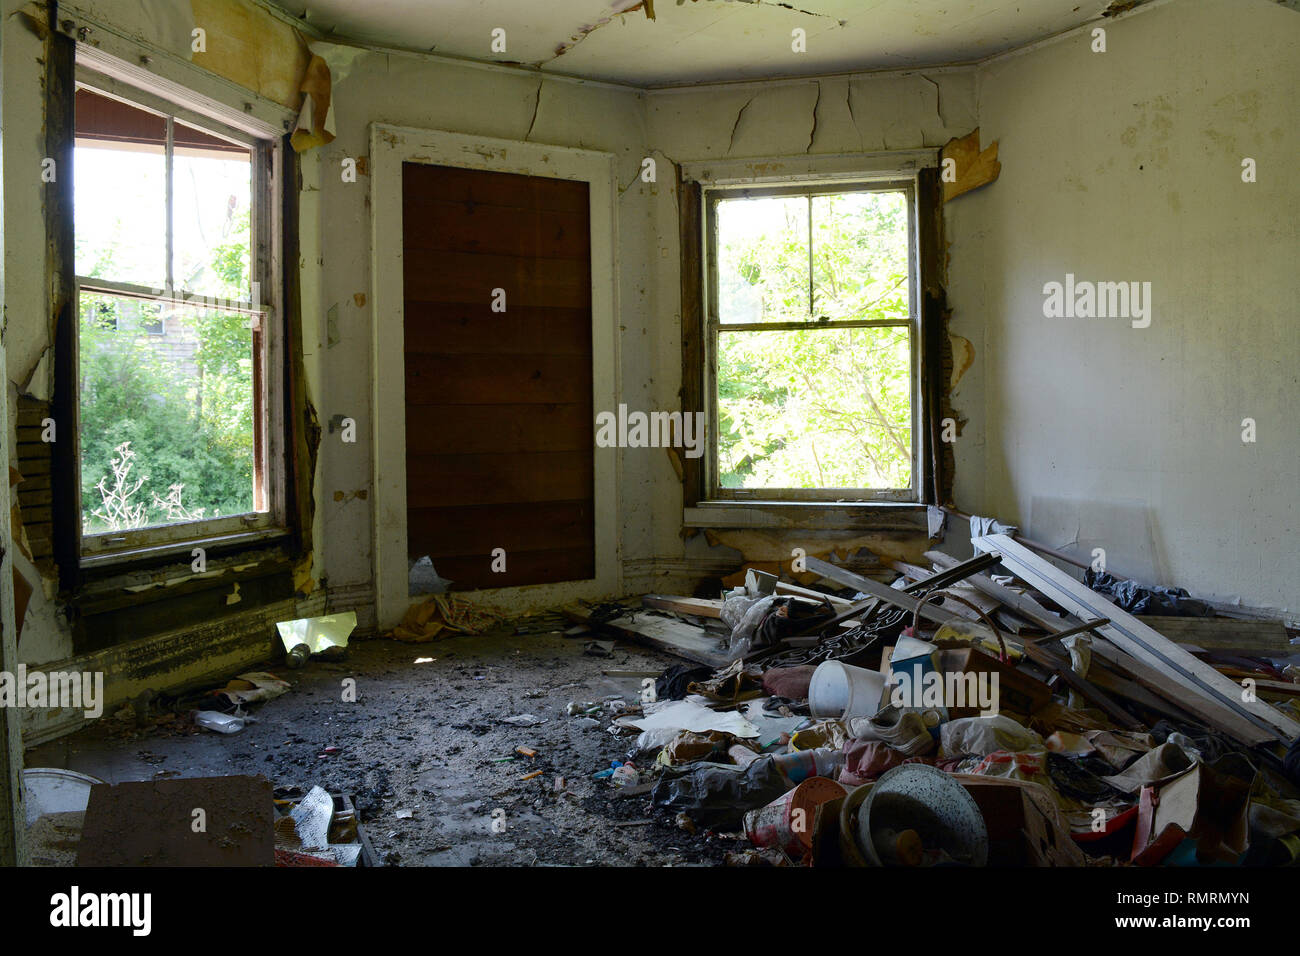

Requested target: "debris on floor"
[{"left": 566, "top": 533, "right": 1300, "bottom": 866}]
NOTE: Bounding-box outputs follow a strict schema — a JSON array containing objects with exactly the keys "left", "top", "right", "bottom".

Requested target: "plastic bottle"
[{"left": 285, "top": 642, "right": 310, "bottom": 668}]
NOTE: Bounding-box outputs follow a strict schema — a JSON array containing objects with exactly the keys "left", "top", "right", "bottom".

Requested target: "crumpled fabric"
[
  {"left": 687, "top": 659, "right": 765, "bottom": 705},
  {"left": 658, "top": 730, "right": 758, "bottom": 767},
  {"left": 961, "top": 750, "right": 1053, "bottom": 788},
  {"left": 969, "top": 515, "right": 1018, "bottom": 539},
  {"left": 839, "top": 740, "right": 935, "bottom": 787},
  {"left": 1099, "top": 741, "right": 1196, "bottom": 794},
  {"left": 1083, "top": 568, "right": 1213, "bottom": 617},
  {"left": 391, "top": 595, "right": 502, "bottom": 641},
  {"left": 655, "top": 663, "right": 713, "bottom": 702},
  {"left": 1085, "top": 730, "right": 1153, "bottom": 771},
  {"left": 940, "top": 715, "right": 1045, "bottom": 758},
  {"left": 761, "top": 665, "right": 817, "bottom": 701}
]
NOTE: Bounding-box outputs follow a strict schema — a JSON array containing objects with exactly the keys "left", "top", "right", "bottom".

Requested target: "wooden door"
[{"left": 401, "top": 163, "right": 595, "bottom": 589}]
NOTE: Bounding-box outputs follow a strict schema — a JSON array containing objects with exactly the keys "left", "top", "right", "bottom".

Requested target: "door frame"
[{"left": 369, "top": 123, "right": 620, "bottom": 629}]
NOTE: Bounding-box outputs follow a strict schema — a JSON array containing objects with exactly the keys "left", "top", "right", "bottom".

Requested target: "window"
[
  {"left": 704, "top": 181, "right": 920, "bottom": 502},
  {"left": 72, "top": 73, "right": 280, "bottom": 558}
]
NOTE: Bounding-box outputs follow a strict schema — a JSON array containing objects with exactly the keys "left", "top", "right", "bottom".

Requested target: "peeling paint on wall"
[
  {"left": 949, "top": 333, "right": 975, "bottom": 390},
  {"left": 941, "top": 127, "right": 1000, "bottom": 202}
]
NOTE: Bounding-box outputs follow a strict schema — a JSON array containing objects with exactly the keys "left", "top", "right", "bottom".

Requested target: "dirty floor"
[{"left": 26, "top": 631, "right": 736, "bottom": 866}]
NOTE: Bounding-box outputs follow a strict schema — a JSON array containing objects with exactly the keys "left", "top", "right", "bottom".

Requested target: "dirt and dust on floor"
[
  {"left": 24, "top": 612, "right": 736, "bottom": 867},
  {"left": 20, "top": 520, "right": 1300, "bottom": 867}
]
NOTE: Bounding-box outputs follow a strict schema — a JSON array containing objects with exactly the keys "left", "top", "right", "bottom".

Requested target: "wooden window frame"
[
  {"left": 59, "top": 48, "right": 288, "bottom": 572},
  {"left": 679, "top": 158, "right": 947, "bottom": 515},
  {"left": 702, "top": 178, "right": 922, "bottom": 503}
]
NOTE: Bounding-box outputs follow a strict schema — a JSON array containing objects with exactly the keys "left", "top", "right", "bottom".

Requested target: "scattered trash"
[
  {"left": 390, "top": 594, "right": 502, "bottom": 642},
  {"left": 194, "top": 711, "right": 244, "bottom": 734},
  {"left": 276, "top": 612, "right": 356, "bottom": 666},
  {"left": 500, "top": 714, "right": 546, "bottom": 727}
]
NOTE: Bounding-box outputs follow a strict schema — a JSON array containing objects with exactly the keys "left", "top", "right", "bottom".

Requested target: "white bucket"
[{"left": 809, "top": 661, "right": 887, "bottom": 720}]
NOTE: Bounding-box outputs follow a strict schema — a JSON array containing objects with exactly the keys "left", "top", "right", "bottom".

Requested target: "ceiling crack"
[
  {"left": 542, "top": 2, "right": 653, "bottom": 65},
  {"left": 685, "top": 0, "right": 847, "bottom": 24}
]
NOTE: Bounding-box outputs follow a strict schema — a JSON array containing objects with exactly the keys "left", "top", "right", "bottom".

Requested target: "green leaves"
[
  {"left": 78, "top": 292, "right": 255, "bottom": 533},
  {"left": 715, "top": 189, "right": 914, "bottom": 492}
]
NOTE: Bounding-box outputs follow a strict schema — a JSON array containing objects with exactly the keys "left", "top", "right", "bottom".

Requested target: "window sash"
[
  {"left": 73, "top": 67, "right": 281, "bottom": 557},
  {"left": 703, "top": 179, "right": 922, "bottom": 501}
]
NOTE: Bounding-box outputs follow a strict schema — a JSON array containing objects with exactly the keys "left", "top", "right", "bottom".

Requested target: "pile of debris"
[{"left": 572, "top": 533, "right": 1300, "bottom": 866}]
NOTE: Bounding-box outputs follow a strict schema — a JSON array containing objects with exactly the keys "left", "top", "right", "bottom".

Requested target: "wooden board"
[
  {"left": 1137, "top": 615, "right": 1292, "bottom": 654},
  {"left": 567, "top": 606, "right": 730, "bottom": 669},
  {"left": 641, "top": 595, "right": 724, "bottom": 619},
  {"left": 925, "top": 551, "right": 1067, "bottom": 630},
  {"left": 804, "top": 555, "right": 995, "bottom": 638},
  {"left": 974, "top": 534, "right": 1299, "bottom": 744},
  {"left": 1088, "top": 642, "right": 1267, "bottom": 744},
  {"left": 402, "top": 163, "right": 594, "bottom": 590}
]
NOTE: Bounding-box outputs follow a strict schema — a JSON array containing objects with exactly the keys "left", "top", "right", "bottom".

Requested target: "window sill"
[
  {"left": 684, "top": 501, "right": 929, "bottom": 532},
  {"left": 80, "top": 528, "right": 292, "bottom": 573}
]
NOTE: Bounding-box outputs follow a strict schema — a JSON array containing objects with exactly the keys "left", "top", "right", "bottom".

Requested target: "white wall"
[
  {"left": 5, "top": 0, "right": 1296, "bottom": 682},
  {"left": 947, "top": 0, "right": 1300, "bottom": 615}
]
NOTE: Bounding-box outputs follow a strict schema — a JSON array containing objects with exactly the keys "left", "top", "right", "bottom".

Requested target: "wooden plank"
[
  {"left": 403, "top": 162, "right": 590, "bottom": 214},
  {"left": 405, "top": 451, "right": 591, "bottom": 508},
  {"left": 642, "top": 595, "right": 724, "bottom": 619},
  {"left": 402, "top": 199, "right": 589, "bottom": 260},
  {"left": 437, "top": 547, "right": 594, "bottom": 590},
  {"left": 925, "top": 550, "right": 1067, "bottom": 630},
  {"left": 567, "top": 606, "right": 730, "bottom": 669},
  {"left": 974, "top": 533, "right": 1299, "bottom": 743},
  {"left": 773, "top": 581, "right": 854, "bottom": 608},
  {"left": 804, "top": 554, "right": 994, "bottom": 634},
  {"left": 16, "top": 407, "right": 48, "bottom": 428},
  {"left": 403, "top": 252, "right": 590, "bottom": 309},
  {"left": 405, "top": 353, "right": 591, "bottom": 405},
  {"left": 17, "top": 489, "right": 53, "bottom": 507},
  {"left": 1074, "top": 661, "right": 1202, "bottom": 726},
  {"left": 1088, "top": 643, "right": 1267, "bottom": 744},
  {"left": 402, "top": 162, "right": 595, "bottom": 591},
  {"left": 1020, "top": 641, "right": 1142, "bottom": 730},
  {"left": 1138, "top": 615, "right": 1291, "bottom": 654},
  {"left": 407, "top": 501, "right": 592, "bottom": 559},
  {"left": 404, "top": 404, "right": 591, "bottom": 456},
  {"left": 15, "top": 458, "right": 50, "bottom": 477},
  {"left": 403, "top": 306, "right": 591, "bottom": 355}
]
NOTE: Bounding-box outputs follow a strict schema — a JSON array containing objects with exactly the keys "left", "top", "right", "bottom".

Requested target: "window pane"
[
  {"left": 811, "top": 190, "right": 910, "bottom": 321},
  {"left": 79, "top": 291, "right": 258, "bottom": 534},
  {"left": 717, "top": 326, "right": 913, "bottom": 490},
  {"left": 74, "top": 90, "right": 167, "bottom": 287},
  {"left": 173, "top": 121, "right": 253, "bottom": 301},
  {"left": 716, "top": 195, "right": 809, "bottom": 323}
]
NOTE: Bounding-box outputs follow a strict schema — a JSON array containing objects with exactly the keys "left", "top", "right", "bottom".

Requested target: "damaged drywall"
[{"left": 941, "top": 127, "right": 1001, "bottom": 202}]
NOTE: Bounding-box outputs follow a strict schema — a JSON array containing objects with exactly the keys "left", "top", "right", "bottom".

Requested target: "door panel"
[{"left": 401, "top": 162, "right": 595, "bottom": 590}]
